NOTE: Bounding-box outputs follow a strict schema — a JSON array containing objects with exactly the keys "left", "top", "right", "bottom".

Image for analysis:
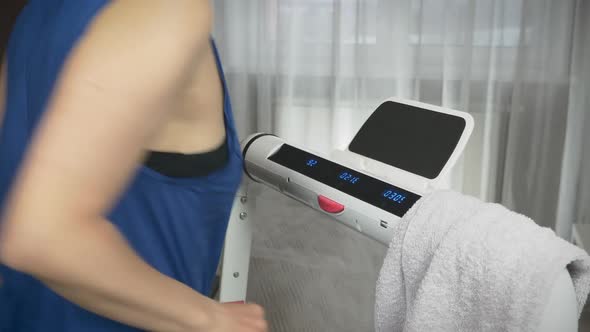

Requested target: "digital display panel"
[{"left": 268, "top": 144, "right": 421, "bottom": 217}]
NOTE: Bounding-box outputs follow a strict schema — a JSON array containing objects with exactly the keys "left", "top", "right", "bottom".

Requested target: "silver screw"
[
  {"left": 240, "top": 196, "right": 247, "bottom": 204},
  {"left": 239, "top": 212, "right": 247, "bottom": 220},
  {"left": 233, "top": 272, "right": 240, "bottom": 278}
]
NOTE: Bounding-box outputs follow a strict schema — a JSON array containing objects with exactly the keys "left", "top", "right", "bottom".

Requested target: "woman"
[{"left": 0, "top": 1, "right": 267, "bottom": 331}]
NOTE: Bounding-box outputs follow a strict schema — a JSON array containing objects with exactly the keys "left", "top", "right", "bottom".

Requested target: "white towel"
[{"left": 375, "top": 190, "right": 590, "bottom": 332}]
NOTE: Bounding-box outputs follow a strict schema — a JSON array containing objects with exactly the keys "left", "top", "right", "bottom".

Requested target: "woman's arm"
[{"left": 0, "top": 2, "right": 265, "bottom": 331}]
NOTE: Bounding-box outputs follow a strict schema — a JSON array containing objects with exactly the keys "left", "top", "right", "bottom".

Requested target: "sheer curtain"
[{"left": 212, "top": 0, "right": 589, "bottom": 234}]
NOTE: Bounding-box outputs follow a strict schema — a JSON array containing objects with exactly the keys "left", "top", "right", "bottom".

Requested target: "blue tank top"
[{"left": 0, "top": 1, "right": 243, "bottom": 331}]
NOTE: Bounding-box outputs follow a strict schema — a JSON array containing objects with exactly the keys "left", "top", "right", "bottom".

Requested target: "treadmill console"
[{"left": 242, "top": 98, "right": 473, "bottom": 244}]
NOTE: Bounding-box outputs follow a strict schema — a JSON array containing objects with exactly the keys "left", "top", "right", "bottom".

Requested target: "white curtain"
[{"left": 212, "top": 0, "right": 589, "bottom": 235}]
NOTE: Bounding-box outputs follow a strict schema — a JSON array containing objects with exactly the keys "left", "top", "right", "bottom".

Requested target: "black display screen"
[
  {"left": 268, "top": 144, "right": 421, "bottom": 217},
  {"left": 349, "top": 101, "right": 466, "bottom": 179}
]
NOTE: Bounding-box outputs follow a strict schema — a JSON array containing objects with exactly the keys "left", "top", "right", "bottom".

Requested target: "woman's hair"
[{"left": 1, "top": 0, "right": 28, "bottom": 59}]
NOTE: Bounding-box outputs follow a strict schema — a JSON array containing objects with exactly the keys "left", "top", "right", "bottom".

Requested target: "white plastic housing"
[{"left": 243, "top": 134, "right": 415, "bottom": 245}]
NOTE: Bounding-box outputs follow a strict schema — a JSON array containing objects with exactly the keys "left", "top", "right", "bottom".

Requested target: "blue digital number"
[
  {"left": 339, "top": 172, "right": 360, "bottom": 184},
  {"left": 382, "top": 189, "right": 406, "bottom": 204},
  {"left": 306, "top": 159, "right": 318, "bottom": 167}
]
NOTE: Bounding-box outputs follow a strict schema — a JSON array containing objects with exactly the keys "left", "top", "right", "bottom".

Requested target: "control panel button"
[{"left": 317, "top": 195, "right": 345, "bottom": 214}]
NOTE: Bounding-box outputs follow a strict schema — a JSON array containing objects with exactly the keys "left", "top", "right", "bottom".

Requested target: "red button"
[{"left": 318, "top": 195, "right": 345, "bottom": 214}]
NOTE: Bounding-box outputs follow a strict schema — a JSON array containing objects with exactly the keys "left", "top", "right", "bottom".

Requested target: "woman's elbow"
[{"left": 0, "top": 217, "right": 53, "bottom": 274}]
